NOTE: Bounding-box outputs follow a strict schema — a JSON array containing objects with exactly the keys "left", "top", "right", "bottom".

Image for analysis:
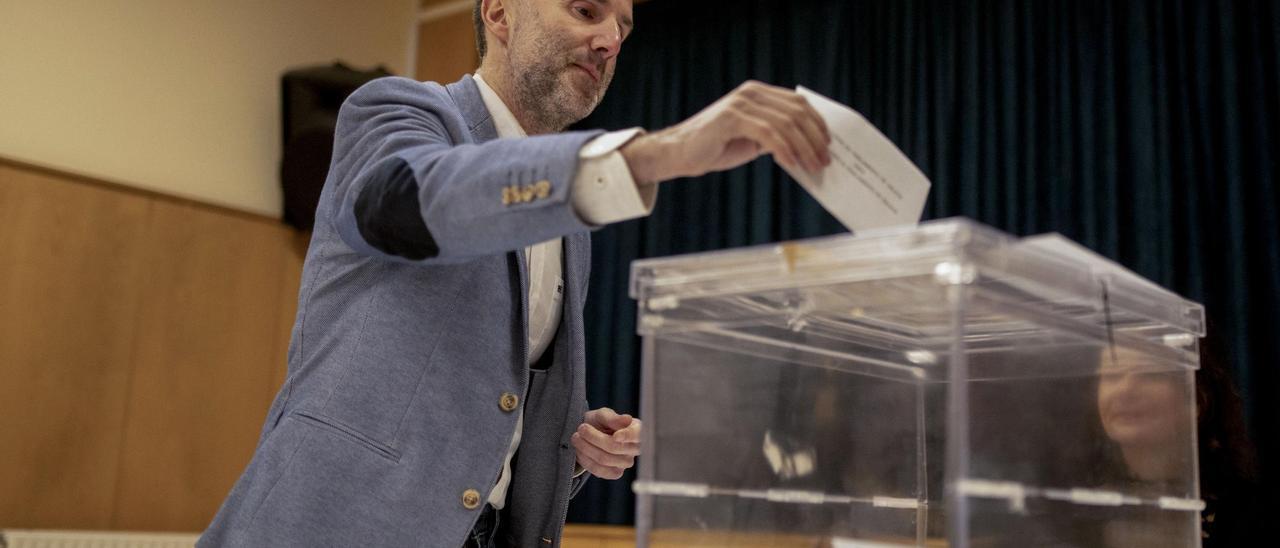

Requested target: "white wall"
[{"left": 0, "top": 0, "right": 415, "bottom": 217}]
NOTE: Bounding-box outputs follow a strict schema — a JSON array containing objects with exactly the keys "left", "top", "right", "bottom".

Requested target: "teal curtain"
[{"left": 568, "top": 0, "right": 1279, "bottom": 527}]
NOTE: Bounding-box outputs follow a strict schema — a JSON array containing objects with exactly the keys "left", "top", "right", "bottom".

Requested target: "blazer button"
[
  {"left": 462, "top": 489, "right": 482, "bottom": 510},
  {"left": 499, "top": 392, "right": 519, "bottom": 412}
]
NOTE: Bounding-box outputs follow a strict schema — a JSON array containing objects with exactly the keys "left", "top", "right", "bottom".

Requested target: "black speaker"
[{"left": 280, "top": 62, "right": 391, "bottom": 230}]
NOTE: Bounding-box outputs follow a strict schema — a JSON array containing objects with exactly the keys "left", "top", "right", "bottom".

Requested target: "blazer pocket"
[{"left": 292, "top": 409, "right": 403, "bottom": 463}]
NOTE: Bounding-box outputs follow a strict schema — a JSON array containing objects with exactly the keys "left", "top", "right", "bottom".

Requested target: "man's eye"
[{"left": 575, "top": 6, "right": 595, "bottom": 19}]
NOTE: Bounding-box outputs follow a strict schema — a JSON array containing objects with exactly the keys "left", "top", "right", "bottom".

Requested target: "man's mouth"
[{"left": 572, "top": 63, "right": 600, "bottom": 83}]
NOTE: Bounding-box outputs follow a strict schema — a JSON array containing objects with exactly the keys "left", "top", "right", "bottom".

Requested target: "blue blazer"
[{"left": 200, "top": 74, "right": 605, "bottom": 547}]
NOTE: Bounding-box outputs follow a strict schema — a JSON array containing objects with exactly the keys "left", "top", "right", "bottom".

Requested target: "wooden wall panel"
[
  {"left": 110, "top": 201, "right": 298, "bottom": 531},
  {"left": 271, "top": 235, "right": 308, "bottom": 394},
  {"left": 416, "top": 11, "right": 480, "bottom": 84},
  {"left": 0, "top": 164, "right": 151, "bottom": 528},
  {"left": 0, "top": 160, "right": 302, "bottom": 531}
]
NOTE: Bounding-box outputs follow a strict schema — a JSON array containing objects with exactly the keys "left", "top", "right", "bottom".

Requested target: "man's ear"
[{"left": 481, "top": 0, "right": 513, "bottom": 50}]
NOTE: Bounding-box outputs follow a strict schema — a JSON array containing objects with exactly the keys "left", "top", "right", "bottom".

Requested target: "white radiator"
[{"left": 0, "top": 530, "right": 199, "bottom": 548}]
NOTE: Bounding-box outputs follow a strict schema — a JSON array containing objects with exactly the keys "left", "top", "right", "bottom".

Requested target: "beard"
[{"left": 507, "top": 22, "right": 614, "bottom": 133}]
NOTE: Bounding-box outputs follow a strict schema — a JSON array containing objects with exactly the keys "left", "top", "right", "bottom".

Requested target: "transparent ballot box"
[{"left": 629, "top": 219, "right": 1204, "bottom": 548}]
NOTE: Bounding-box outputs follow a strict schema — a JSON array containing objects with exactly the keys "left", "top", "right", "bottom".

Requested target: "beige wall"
[{"left": 0, "top": 0, "right": 415, "bottom": 217}]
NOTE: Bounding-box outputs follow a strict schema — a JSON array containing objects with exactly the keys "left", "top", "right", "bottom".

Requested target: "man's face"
[{"left": 506, "top": 0, "right": 633, "bottom": 132}]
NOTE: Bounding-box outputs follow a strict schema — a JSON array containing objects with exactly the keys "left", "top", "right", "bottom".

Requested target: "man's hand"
[
  {"left": 572, "top": 407, "right": 641, "bottom": 480},
  {"left": 621, "top": 80, "right": 831, "bottom": 185}
]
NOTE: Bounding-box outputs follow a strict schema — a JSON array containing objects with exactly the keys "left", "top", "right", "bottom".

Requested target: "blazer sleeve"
[{"left": 328, "top": 77, "right": 606, "bottom": 264}]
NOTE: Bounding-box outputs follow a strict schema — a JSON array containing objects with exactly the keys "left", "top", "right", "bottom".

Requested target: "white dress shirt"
[{"left": 472, "top": 73, "right": 655, "bottom": 509}]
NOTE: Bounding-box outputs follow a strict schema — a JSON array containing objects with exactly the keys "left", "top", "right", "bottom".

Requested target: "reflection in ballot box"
[{"left": 629, "top": 218, "right": 1204, "bottom": 547}]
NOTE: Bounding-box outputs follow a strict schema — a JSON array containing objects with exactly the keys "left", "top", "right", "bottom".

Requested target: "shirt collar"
[{"left": 472, "top": 72, "right": 528, "bottom": 139}]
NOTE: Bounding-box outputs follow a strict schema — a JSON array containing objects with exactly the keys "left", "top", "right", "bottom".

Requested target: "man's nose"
[{"left": 589, "top": 19, "right": 623, "bottom": 60}]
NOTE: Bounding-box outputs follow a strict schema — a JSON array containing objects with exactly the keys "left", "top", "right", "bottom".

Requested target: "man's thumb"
[
  {"left": 608, "top": 413, "right": 634, "bottom": 430},
  {"left": 594, "top": 409, "right": 631, "bottom": 431}
]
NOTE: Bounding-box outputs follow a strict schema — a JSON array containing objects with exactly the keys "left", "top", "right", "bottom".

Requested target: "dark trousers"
[
  {"left": 465, "top": 346, "right": 549, "bottom": 548},
  {"left": 462, "top": 503, "right": 500, "bottom": 548}
]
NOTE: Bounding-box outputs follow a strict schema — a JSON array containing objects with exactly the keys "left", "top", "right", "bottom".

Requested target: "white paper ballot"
[{"left": 783, "top": 86, "right": 931, "bottom": 233}]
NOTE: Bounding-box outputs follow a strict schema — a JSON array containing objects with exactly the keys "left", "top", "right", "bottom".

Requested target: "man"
[{"left": 200, "top": 0, "right": 829, "bottom": 546}]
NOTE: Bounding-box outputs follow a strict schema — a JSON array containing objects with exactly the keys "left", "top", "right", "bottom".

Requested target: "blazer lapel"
[{"left": 445, "top": 74, "right": 499, "bottom": 144}]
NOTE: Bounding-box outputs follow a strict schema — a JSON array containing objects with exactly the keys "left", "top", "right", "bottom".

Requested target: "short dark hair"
[{"left": 473, "top": 0, "right": 487, "bottom": 60}]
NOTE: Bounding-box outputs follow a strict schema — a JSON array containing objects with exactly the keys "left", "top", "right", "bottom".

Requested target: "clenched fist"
[{"left": 572, "top": 407, "right": 641, "bottom": 480}]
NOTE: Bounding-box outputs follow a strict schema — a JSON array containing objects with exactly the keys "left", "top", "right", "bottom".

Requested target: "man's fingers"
[
  {"left": 737, "top": 116, "right": 801, "bottom": 172},
  {"left": 572, "top": 431, "right": 635, "bottom": 469},
  {"left": 587, "top": 406, "right": 617, "bottom": 422},
  {"left": 572, "top": 418, "right": 640, "bottom": 481},
  {"left": 737, "top": 101, "right": 819, "bottom": 173},
  {"left": 752, "top": 93, "right": 829, "bottom": 172},
  {"left": 574, "top": 447, "right": 624, "bottom": 480},
  {"left": 611, "top": 419, "right": 642, "bottom": 444},
  {"left": 756, "top": 90, "right": 831, "bottom": 167},
  {"left": 577, "top": 423, "right": 640, "bottom": 457},
  {"left": 587, "top": 407, "right": 634, "bottom": 433},
  {"left": 734, "top": 101, "right": 802, "bottom": 169},
  {"left": 665, "top": 80, "right": 835, "bottom": 180},
  {"left": 729, "top": 82, "right": 831, "bottom": 174},
  {"left": 604, "top": 412, "right": 633, "bottom": 432}
]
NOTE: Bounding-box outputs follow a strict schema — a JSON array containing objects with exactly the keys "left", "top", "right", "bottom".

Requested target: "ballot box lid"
[{"left": 630, "top": 217, "right": 1203, "bottom": 346}]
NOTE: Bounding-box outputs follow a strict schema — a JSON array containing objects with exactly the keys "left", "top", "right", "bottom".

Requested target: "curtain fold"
[{"left": 567, "top": 0, "right": 1278, "bottom": 527}]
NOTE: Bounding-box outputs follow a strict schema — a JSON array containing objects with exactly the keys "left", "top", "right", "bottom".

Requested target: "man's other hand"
[
  {"left": 572, "top": 407, "right": 641, "bottom": 480},
  {"left": 621, "top": 80, "right": 832, "bottom": 185}
]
